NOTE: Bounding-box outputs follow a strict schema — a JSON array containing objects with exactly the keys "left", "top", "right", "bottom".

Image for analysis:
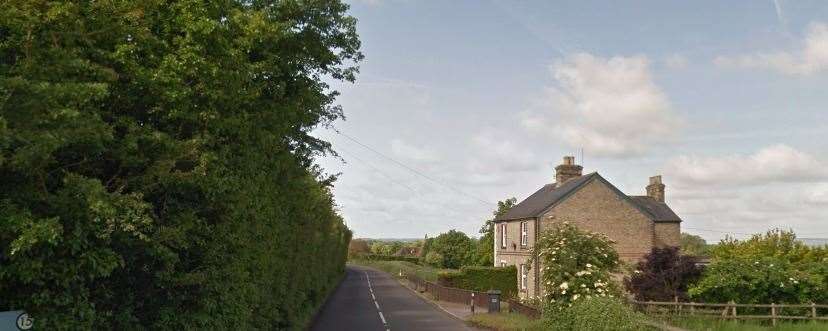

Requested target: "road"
[{"left": 311, "top": 265, "right": 478, "bottom": 331}]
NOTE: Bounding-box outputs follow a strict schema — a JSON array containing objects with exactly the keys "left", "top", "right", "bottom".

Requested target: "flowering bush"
[{"left": 530, "top": 222, "right": 620, "bottom": 312}]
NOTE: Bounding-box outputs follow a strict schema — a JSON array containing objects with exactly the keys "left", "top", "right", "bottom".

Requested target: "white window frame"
[
  {"left": 520, "top": 264, "right": 528, "bottom": 290},
  {"left": 500, "top": 223, "right": 507, "bottom": 249},
  {"left": 500, "top": 261, "right": 507, "bottom": 267},
  {"left": 520, "top": 221, "right": 528, "bottom": 247}
]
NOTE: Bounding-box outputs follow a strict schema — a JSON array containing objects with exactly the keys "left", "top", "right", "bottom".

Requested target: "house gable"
[{"left": 540, "top": 178, "right": 655, "bottom": 261}]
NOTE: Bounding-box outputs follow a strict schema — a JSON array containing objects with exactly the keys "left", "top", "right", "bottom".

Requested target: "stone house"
[{"left": 493, "top": 156, "right": 681, "bottom": 299}]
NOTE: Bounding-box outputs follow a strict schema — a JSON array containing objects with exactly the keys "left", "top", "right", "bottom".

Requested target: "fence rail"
[
  {"left": 631, "top": 300, "right": 828, "bottom": 326},
  {"left": 404, "top": 273, "right": 492, "bottom": 310}
]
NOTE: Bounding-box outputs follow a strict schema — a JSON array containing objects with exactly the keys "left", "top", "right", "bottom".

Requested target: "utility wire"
[
  {"left": 334, "top": 129, "right": 493, "bottom": 206},
  {"left": 337, "top": 147, "right": 418, "bottom": 193}
]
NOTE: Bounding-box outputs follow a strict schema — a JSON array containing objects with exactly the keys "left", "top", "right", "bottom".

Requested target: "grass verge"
[
  {"left": 467, "top": 312, "right": 546, "bottom": 331},
  {"left": 659, "top": 316, "right": 828, "bottom": 331},
  {"left": 348, "top": 259, "right": 450, "bottom": 281}
]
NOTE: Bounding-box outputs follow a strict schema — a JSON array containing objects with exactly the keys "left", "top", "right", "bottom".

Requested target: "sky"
[{"left": 313, "top": 0, "right": 828, "bottom": 243}]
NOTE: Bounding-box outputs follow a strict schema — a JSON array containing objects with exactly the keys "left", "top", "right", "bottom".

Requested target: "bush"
[
  {"left": 427, "top": 230, "right": 476, "bottom": 268},
  {"left": 625, "top": 247, "right": 703, "bottom": 301},
  {"left": 530, "top": 222, "right": 621, "bottom": 311},
  {"left": 543, "top": 296, "right": 645, "bottom": 331},
  {"left": 689, "top": 229, "right": 828, "bottom": 304},
  {"left": 437, "top": 266, "right": 518, "bottom": 298},
  {"left": 424, "top": 251, "right": 445, "bottom": 268}
]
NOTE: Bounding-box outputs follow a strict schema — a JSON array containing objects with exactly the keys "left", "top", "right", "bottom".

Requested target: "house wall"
[
  {"left": 494, "top": 218, "right": 537, "bottom": 299},
  {"left": 654, "top": 222, "right": 680, "bottom": 247},
  {"left": 540, "top": 179, "right": 655, "bottom": 263}
]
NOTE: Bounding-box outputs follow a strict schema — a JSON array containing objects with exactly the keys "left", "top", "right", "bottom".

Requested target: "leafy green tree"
[
  {"left": 530, "top": 222, "right": 620, "bottom": 312},
  {"left": 680, "top": 233, "right": 709, "bottom": 257},
  {"left": 476, "top": 197, "right": 517, "bottom": 266},
  {"left": 424, "top": 251, "right": 444, "bottom": 268},
  {"left": 0, "top": 0, "right": 360, "bottom": 329},
  {"left": 430, "top": 230, "right": 475, "bottom": 269}
]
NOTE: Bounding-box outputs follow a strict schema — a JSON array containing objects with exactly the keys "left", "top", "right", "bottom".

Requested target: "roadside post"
[
  {"left": 470, "top": 293, "right": 475, "bottom": 314},
  {"left": 487, "top": 290, "right": 501, "bottom": 314},
  {"left": 0, "top": 310, "right": 33, "bottom": 331}
]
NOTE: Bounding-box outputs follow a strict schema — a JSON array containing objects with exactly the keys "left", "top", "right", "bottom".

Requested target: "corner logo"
[{"left": 16, "top": 313, "right": 32, "bottom": 330}]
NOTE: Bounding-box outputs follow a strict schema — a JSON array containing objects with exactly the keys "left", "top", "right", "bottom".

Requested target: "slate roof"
[
  {"left": 629, "top": 196, "right": 682, "bottom": 222},
  {"left": 495, "top": 173, "right": 597, "bottom": 221},
  {"left": 494, "top": 172, "right": 682, "bottom": 223}
]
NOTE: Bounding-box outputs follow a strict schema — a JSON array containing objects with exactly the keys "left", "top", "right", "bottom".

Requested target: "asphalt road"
[{"left": 311, "top": 265, "right": 478, "bottom": 331}]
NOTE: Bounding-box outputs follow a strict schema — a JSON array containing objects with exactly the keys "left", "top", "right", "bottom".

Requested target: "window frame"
[
  {"left": 500, "top": 223, "right": 507, "bottom": 249},
  {"left": 520, "top": 221, "right": 528, "bottom": 247},
  {"left": 520, "top": 264, "right": 528, "bottom": 290}
]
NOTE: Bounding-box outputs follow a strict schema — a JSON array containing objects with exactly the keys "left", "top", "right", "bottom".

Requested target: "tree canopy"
[
  {"left": 476, "top": 197, "right": 516, "bottom": 266},
  {"left": 0, "top": 0, "right": 360, "bottom": 329}
]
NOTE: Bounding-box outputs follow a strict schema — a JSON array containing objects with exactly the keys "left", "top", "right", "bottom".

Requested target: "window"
[
  {"left": 520, "top": 264, "right": 528, "bottom": 290},
  {"left": 520, "top": 221, "right": 528, "bottom": 247},
  {"left": 500, "top": 261, "right": 507, "bottom": 267},
  {"left": 500, "top": 223, "right": 507, "bottom": 249}
]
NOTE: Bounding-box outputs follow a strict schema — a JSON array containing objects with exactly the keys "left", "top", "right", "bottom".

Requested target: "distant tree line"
[{"left": 0, "top": 0, "right": 360, "bottom": 329}]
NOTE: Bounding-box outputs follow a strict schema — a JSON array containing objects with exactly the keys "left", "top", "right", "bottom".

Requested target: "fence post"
[
  {"left": 690, "top": 301, "right": 695, "bottom": 315},
  {"left": 471, "top": 292, "right": 475, "bottom": 314},
  {"left": 811, "top": 302, "right": 817, "bottom": 321},
  {"left": 771, "top": 303, "right": 777, "bottom": 326},
  {"left": 730, "top": 300, "right": 737, "bottom": 318}
]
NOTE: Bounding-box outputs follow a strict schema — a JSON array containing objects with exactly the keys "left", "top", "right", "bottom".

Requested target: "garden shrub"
[
  {"left": 530, "top": 222, "right": 621, "bottom": 312},
  {"left": 355, "top": 254, "right": 421, "bottom": 264},
  {"left": 437, "top": 266, "right": 517, "bottom": 298},
  {"left": 624, "top": 246, "right": 703, "bottom": 301},
  {"left": 543, "top": 296, "right": 645, "bottom": 331},
  {"left": 424, "top": 251, "right": 445, "bottom": 268},
  {"left": 689, "top": 229, "right": 828, "bottom": 304}
]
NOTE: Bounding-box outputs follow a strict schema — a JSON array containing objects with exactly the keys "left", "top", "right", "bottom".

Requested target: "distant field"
[{"left": 348, "top": 259, "right": 450, "bottom": 281}]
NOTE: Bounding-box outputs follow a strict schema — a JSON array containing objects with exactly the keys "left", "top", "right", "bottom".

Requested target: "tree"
[
  {"left": 530, "top": 222, "right": 620, "bottom": 312},
  {"left": 624, "top": 247, "right": 703, "bottom": 301},
  {"left": 349, "top": 239, "right": 371, "bottom": 258},
  {"left": 0, "top": 1, "right": 361, "bottom": 329},
  {"left": 430, "top": 230, "right": 475, "bottom": 269},
  {"left": 680, "top": 233, "right": 709, "bottom": 257},
  {"left": 476, "top": 198, "right": 517, "bottom": 266}
]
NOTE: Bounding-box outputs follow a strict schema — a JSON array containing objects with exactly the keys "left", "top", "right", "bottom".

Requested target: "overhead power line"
[
  {"left": 337, "top": 147, "right": 418, "bottom": 193},
  {"left": 334, "top": 129, "right": 493, "bottom": 206}
]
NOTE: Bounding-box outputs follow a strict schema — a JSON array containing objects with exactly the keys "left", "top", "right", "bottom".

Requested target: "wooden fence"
[
  {"left": 631, "top": 300, "right": 828, "bottom": 326},
  {"left": 405, "top": 274, "right": 492, "bottom": 310}
]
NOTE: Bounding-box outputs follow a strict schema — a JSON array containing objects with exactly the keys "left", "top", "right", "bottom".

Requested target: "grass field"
[
  {"left": 467, "top": 312, "right": 546, "bottom": 331},
  {"left": 348, "top": 259, "right": 449, "bottom": 281}
]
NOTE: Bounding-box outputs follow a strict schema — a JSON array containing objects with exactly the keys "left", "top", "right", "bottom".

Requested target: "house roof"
[
  {"left": 495, "top": 173, "right": 598, "bottom": 221},
  {"left": 494, "top": 172, "right": 682, "bottom": 223},
  {"left": 629, "top": 196, "right": 682, "bottom": 222}
]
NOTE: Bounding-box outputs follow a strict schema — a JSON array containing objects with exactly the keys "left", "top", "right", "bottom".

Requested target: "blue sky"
[{"left": 316, "top": 0, "right": 828, "bottom": 242}]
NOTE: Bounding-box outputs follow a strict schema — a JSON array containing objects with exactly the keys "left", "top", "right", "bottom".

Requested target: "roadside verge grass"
[
  {"left": 467, "top": 312, "right": 545, "bottom": 331},
  {"left": 658, "top": 316, "right": 828, "bottom": 331}
]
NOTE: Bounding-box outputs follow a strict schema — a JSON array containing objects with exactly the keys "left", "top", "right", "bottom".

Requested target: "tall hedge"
[
  {"left": 438, "top": 266, "right": 518, "bottom": 298},
  {"left": 0, "top": 0, "right": 360, "bottom": 329}
]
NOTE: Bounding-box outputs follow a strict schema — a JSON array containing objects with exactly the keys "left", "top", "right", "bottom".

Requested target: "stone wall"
[{"left": 654, "top": 222, "right": 680, "bottom": 247}]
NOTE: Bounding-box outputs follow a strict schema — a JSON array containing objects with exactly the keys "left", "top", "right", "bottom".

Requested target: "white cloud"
[
  {"left": 663, "top": 54, "right": 688, "bottom": 69},
  {"left": 665, "top": 144, "right": 828, "bottom": 186},
  {"left": 714, "top": 22, "right": 828, "bottom": 75},
  {"left": 522, "top": 53, "right": 680, "bottom": 158},
  {"left": 390, "top": 139, "right": 439, "bottom": 163}
]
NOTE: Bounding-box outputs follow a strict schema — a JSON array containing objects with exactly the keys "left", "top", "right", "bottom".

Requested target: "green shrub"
[
  {"left": 424, "top": 251, "right": 445, "bottom": 267},
  {"left": 437, "top": 266, "right": 518, "bottom": 298},
  {"left": 543, "top": 296, "right": 645, "bottom": 331}
]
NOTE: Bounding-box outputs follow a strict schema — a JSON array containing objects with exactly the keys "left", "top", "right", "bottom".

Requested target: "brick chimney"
[
  {"left": 555, "top": 156, "right": 583, "bottom": 187},
  {"left": 646, "top": 175, "right": 665, "bottom": 202}
]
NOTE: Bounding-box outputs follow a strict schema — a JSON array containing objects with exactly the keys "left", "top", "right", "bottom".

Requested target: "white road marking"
[
  {"left": 365, "top": 271, "right": 391, "bottom": 330},
  {"left": 378, "top": 311, "right": 387, "bottom": 324}
]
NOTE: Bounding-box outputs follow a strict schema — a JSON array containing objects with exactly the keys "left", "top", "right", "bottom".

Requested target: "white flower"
[
  {"left": 559, "top": 282, "right": 569, "bottom": 289},
  {"left": 780, "top": 283, "right": 785, "bottom": 288},
  {"left": 573, "top": 294, "right": 580, "bottom": 301},
  {"left": 581, "top": 284, "right": 586, "bottom": 288},
  {"left": 586, "top": 263, "right": 593, "bottom": 268}
]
